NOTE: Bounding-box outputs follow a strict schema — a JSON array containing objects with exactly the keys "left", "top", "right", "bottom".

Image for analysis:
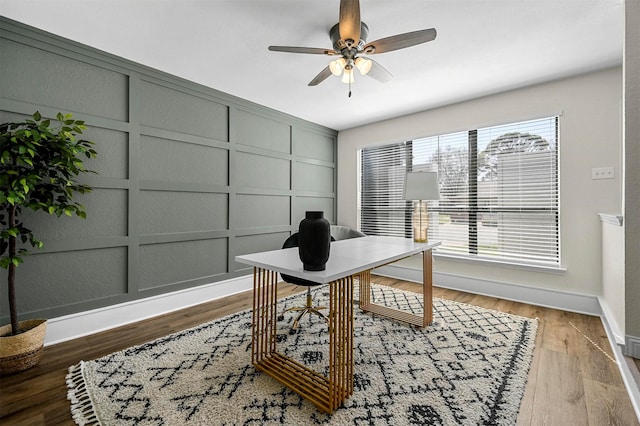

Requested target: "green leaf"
[
  {"left": 56, "top": 112, "right": 64, "bottom": 121},
  {"left": 33, "top": 111, "right": 42, "bottom": 121},
  {"left": 0, "top": 258, "right": 10, "bottom": 269}
]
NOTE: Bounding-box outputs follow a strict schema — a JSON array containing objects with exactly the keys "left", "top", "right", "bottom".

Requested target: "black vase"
[{"left": 298, "top": 211, "right": 331, "bottom": 271}]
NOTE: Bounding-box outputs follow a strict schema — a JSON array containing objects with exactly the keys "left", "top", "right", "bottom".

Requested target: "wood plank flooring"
[{"left": 1, "top": 277, "right": 638, "bottom": 425}]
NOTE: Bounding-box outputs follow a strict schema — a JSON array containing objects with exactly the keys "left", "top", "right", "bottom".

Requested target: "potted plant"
[{"left": 0, "top": 111, "right": 96, "bottom": 375}]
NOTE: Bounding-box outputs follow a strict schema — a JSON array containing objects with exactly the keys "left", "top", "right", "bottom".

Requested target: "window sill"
[{"left": 433, "top": 252, "right": 567, "bottom": 274}]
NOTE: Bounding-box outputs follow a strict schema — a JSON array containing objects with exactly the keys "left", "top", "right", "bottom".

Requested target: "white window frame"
[{"left": 358, "top": 116, "right": 561, "bottom": 269}]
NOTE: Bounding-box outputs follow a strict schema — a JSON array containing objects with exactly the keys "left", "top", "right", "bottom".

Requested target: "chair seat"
[{"left": 279, "top": 227, "right": 364, "bottom": 331}]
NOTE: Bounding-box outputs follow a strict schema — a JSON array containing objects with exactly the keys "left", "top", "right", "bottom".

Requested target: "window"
[{"left": 359, "top": 116, "right": 559, "bottom": 268}]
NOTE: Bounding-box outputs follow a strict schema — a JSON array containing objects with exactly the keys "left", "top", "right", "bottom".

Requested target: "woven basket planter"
[{"left": 0, "top": 319, "right": 47, "bottom": 375}]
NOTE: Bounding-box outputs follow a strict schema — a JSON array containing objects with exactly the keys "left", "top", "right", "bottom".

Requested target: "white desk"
[{"left": 235, "top": 236, "right": 440, "bottom": 413}]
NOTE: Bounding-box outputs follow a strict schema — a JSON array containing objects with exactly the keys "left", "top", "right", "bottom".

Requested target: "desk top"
[{"left": 235, "top": 236, "right": 440, "bottom": 284}]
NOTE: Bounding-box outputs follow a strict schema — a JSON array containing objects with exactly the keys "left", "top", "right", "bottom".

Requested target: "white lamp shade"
[
  {"left": 330, "top": 58, "right": 347, "bottom": 76},
  {"left": 403, "top": 172, "right": 440, "bottom": 201},
  {"left": 341, "top": 68, "right": 355, "bottom": 84},
  {"left": 355, "top": 57, "right": 372, "bottom": 75}
]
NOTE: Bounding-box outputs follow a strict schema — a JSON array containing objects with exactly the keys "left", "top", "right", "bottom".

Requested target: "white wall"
[{"left": 338, "top": 67, "right": 622, "bottom": 296}]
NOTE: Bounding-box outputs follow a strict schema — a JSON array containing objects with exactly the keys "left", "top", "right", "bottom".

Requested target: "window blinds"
[{"left": 359, "top": 116, "right": 559, "bottom": 267}]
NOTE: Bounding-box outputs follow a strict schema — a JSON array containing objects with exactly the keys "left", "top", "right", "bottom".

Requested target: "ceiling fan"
[{"left": 268, "top": 0, "right": 437, "bottom": 95}]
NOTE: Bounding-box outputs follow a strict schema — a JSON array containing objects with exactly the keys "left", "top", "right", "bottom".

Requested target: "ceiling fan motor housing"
[{"left": 330, "top": 22, "right": 369, "bottom": 55}]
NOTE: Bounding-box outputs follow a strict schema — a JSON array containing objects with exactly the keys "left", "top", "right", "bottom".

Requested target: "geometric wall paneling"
[
  {"left": 139, "top": 79, "right": 229, "bottom": 141},
  {"left": 235, "top": 194, "right": 291, "bottom": 229},
  {"left": 0, "top": 17, "right": 336, "bottom": 324},
  {"left": 139, "top": 190, "right": 228, "bottom": 235},
  {"left": 235, "top": 151, "right": 291, "bottom": 190},
  {"left": 0, "top": 38, "right": 129, "bottom": 122},
  {"left": 139, "top": 238, "right": 228, "bottom": 290},
  {"left": 293, "top": 196, "right": 335, "bottom": 225},
  {"left": 140, "top": 135, "right": 228, "bottom": 185},
  {"left": 293, "top": 127, "right": 336, "bottom": 163},
  {"left": 0, "top": 247, "right": 128, "bottom": 314},
  {"left": 233, "top": 232, "right": 291, "bottom": 272},
  {"left": 295, "top": 161, "right": 335, "bottom": 193},
  {"left": 235, "top": 109, "right": 291, "bottom": 154},
  {"left": 21, "top": 188, "right": 129, "bottom": 240},
  {"left": 81, "top": 126, "right": 130, "bottom": 180}
]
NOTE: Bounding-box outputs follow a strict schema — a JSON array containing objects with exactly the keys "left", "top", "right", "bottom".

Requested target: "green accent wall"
[{"left": 0, "top": 17, "right": 337, "bottom": 323}]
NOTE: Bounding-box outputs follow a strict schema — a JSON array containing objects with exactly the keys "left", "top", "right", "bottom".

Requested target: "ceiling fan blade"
[
  {"left": 339, "top": 0, "right": 361, "bottom": 44},
  {"left": 308, "top": 66, "right": 333, "bottom": 86},
  {"left": 363, "top": 28, "right": 437, "bottom": 54},
  {"left": 268, "top": 46, "right": 337, "bottom": 55},
  {"left": 366, "top": 59, "right": 393, "bottom": 83}
]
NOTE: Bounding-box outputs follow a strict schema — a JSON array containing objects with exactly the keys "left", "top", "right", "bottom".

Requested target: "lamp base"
[{"left": 412, "top": 200, "right": 429, "bottom": 243}]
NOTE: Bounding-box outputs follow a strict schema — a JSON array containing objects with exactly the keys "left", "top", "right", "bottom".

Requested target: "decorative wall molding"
[
  {"left": 45, "top": 275, "right": 254, "bottom": 346},
  {"left": 599, "top": 213, "right": 624, "bottom": 226},
  {"left": 1, "top": 16, "right": 337, "bottom": 325}
]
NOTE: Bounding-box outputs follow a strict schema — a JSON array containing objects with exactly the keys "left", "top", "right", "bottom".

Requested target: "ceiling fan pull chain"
[{"left": 348, "top": 79, "right": 352, "bottom": 97}]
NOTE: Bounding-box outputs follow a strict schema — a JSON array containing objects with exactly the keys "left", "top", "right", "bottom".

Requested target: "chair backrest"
[
  {"left": 330, "top": 225, "right": 366, "bottom": 241},
  {"left": 280, "top": 232, "right": 333, "bottom": 286},
  {"left": 282, "top": 232, "right": 300, "bottom": 249}
]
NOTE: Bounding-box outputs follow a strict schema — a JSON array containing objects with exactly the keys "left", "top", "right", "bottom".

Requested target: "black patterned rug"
[{"left": 67, "top": 284, "right": 537, "bottom": 425}]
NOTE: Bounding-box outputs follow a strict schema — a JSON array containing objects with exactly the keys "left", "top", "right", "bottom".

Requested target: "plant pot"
[{"left": 0, "top": 319, "right": 47, "bottom": 375}]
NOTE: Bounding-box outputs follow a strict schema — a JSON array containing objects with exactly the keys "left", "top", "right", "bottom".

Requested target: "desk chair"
[
  {"left": 279, "top": 227, "right": 366, "bottom": 332},
  {"left": 279, "top": 232, "right": 332, "bottom": 332},
  {"left": 330, "top": 225, "right": 366, "bottom": 241}
]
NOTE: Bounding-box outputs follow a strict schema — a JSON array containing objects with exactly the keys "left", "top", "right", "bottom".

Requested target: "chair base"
[{"left": 280, "top": 289, "right": 328, "bottom": 332}]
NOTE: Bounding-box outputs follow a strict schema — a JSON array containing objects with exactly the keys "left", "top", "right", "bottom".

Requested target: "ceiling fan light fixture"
[
  {"left": 341, "top": 67, "right": 355, "bottom": 84},
  {"left": 330, "top": 57, "right": 347, "bottom": 76},
  {"left": 355, "top": 57, "right": 372, "bottom": 75}
]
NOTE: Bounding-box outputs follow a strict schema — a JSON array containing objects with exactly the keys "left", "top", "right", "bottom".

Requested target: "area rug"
[{"left": 67, "top": 284, "right": 537, "bottom": 425}]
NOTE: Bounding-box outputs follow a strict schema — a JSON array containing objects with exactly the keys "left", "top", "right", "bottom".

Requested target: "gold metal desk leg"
[
  {"left": 359, "top": 249, "right": 434, "bottom": 328},
  {"left": 251, "top": 267, "right": 354, "bottom": 414}
]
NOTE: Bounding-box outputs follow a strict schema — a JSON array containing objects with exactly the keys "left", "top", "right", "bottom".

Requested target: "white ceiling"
[{"left": 1, "top": 0, "right": 623, "bottom": 131}]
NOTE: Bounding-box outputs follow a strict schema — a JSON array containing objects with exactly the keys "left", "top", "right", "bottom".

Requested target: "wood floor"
[{"left": 1, "top": 277, "right": 638, "bottom": 425}]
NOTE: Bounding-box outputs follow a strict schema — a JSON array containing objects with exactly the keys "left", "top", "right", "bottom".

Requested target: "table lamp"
[{"left": 403, "top": 171, "right": 440, "bottom": 243}]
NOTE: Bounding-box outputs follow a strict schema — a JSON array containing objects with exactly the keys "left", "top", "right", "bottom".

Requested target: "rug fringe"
[{"left": 66, "top": 361, "right": 101, "bottom": 425}]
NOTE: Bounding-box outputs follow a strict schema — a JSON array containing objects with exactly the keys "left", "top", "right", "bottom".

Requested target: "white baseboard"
[
  {"left": 374, "top": 264, "right": 601, "bottom": 315},
  {"left": 44, "top": 274, "right": 254, "bottom": 346},
  {"left": 597, "top": 296, "right": 626, "bottom": 345},
  {"left": 600, "top": 311, "right": 640, "bottom": 421}
]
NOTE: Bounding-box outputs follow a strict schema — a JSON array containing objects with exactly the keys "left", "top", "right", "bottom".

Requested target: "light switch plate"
[{"left": 592, "top": 167, "right": 615, "bottom": 179}]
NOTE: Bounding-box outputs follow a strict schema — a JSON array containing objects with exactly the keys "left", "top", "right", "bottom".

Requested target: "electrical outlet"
[{"left": 592, "top": 167, "right": 615, "bottom": 180}]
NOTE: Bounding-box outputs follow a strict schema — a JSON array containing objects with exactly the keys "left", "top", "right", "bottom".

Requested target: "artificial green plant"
[{"left": 0, "top": 111, "right": 96, "bottom": 335}]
